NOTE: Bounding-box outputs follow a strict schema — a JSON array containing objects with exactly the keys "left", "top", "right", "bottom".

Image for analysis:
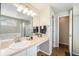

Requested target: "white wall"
[
  {"left": 49, "top": 7, "right": 56, "bottom": 52},
  {"left": 57, "top": 11, "right": 69, "bottom": 17},
  {"left": 39, "top": 7, "right": 50, "bottom": 26},
  {"left": 73, "top": 5, "right": 79, "bottom": 55},
  {"left": 33, "top": 5, "right": 51, "bottom": 26},
  {"left": 33, "top": 16, "right": 39, "bottom": 26},
  {"left": 55, "top": 14, "right": 59, "bottom": 47}
]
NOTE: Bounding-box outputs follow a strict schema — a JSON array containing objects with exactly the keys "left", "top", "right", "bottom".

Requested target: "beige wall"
[
  {"left": 39, "top": 7, "right": 50, "bottom": 26},
  {"left": 33, "top": 16, "right": 39, "bottom": 26},
  {"left": 59, "top": 16, "right": 69, "bottom": 45},
  {"left": 33, "top": 5, "right": 50, "bottom": 26}
]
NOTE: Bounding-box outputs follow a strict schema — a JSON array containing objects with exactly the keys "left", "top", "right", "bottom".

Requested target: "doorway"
[
  {"left": 48, "top": 16, "right": 70, "bottom": 56},
  {"left": 59, "top": 16, "right": 69, "bottom": 55}
]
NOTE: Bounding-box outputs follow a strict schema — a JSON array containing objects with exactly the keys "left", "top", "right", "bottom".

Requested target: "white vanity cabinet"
[
  {"left": 1, "top": 35, "right": 48, "bottom": 56},
  {"left": 13, "top": 45, "right": 37, "bottom": 56},
  {"left": 13, "top": 50, "right": 27, "bottom": 56},
  {"left": 26, "top": 45, "right": 37, "bottom": 56}
]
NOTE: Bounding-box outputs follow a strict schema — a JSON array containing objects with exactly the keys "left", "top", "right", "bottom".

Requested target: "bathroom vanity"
[
  {"left": 0, "top": 3, "right": 49, "bottom": 56},
  {"left": 0, "top": 35, "right": 48, "bottom": 56}
]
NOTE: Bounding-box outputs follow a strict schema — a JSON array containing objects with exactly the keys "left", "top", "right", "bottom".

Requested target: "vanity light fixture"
[
  {"left": 15, "top": 4, "right": 36, "bottom": 17},
  {"left": 31, "top": 12, "right": 36, "bottom": 16},
  {"left": 17, "top": 6, "right": 23, "bottom": 12},
  {"left": 23, "top": 8, "right": 29, "bottom": 14},
  {"left": 27, "top": 10, "right": 33, "bottom": 16}
]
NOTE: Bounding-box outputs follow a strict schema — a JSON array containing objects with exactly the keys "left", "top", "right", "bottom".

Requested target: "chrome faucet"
[{"left": 14, "top": 35, "right": 21, "bottom": 43}]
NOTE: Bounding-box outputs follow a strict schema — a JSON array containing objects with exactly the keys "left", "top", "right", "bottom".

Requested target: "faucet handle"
[{"left": 14, "top": 35, "right": 20, "bottom": 43}]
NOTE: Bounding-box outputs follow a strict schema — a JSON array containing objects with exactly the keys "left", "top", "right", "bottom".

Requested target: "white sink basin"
[
  {"left": 0, "top": 41, "right": 30, "bottom": 56},
  {"left": 0, "top": 48, "right": 15, "bottom": 56},
  {"left": 9, "top": 41, "right": 29, "bottom": 50}
]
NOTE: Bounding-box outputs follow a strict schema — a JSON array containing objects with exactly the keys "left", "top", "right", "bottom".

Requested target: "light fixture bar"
[{"left": 13, "top": 3, "right": 37, "bottom": 17}]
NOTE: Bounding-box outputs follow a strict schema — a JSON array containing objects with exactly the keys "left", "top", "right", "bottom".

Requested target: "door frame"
[
  {"left": 57, "top": 10, "right": 73, "bottom": 56},
  {"left": 58, "top": 15, "right": 70, "bottom": 47},
  {"left": 69, "top": 10, "right": 73, "bottom": 56},
  {"left": 49, "top": 7, "right": 56, "bottom": 55}
]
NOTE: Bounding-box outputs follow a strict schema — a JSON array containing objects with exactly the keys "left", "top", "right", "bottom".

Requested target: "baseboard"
[
  {"left": 38, "top": 49, "right": 51, "bottom": 56},
  {"left": 54, "top": 44, "right": 59, "bottom": 47},
  {"left": 37, "top": 49, "right": 40, "bottom": 52},
  {"left": 72, "top": 52, "right": 79, "bottom": 56},
  {"left": 59, "top": 42, "right": 69, "bottom": 46}
]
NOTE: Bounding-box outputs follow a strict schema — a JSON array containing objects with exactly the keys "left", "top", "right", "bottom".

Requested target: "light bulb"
[
  {"left": 23, "top": 8, "right": 28, "bottom": 14},
  {"left": 31, "top": 12, "right": 36, "bottom": 16},
  {"left": 17, "top": 6, "right": 23, "bottom": 12},
  {"left": 27, "top": 10, "right": 33, "bottom": 16}
]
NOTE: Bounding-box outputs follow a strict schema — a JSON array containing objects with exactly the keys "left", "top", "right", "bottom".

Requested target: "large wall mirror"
[{"left": 0, "top": 15, "right": 33, "bottom": 40}]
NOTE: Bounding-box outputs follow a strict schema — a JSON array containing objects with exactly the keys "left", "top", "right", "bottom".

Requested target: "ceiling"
[
  {"left": 31, "top": 3, "right": 74, "bottom": 13},
  {"left": 31, "top": 3, "right": 49, "bottom": 11},
  {"left": 50, "top": 3, "right": 73, "bottom": 13}
]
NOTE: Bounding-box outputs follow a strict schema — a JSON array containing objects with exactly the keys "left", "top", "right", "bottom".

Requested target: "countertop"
[{"left": 0, "top": 35, "right": 48, "bottom": 56}]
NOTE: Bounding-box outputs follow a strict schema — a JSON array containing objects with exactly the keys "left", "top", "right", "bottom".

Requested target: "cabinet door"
[
  {"left": 26, "top": 45, "right": 37, "bottom": 56},
  {"left": 14, "top": 50, "right": 27, "bottom": 56}
]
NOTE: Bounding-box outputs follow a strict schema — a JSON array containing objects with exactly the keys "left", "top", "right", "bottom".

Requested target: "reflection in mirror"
[
  {"left": 0, "top": 16, "right": 20, "bottom": 34},
  {"left": 0, "top": 15, "right": 33, "bottom": 40},
  {"left": 0, "top": 3, "right": 34, "bottom": 50}
]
